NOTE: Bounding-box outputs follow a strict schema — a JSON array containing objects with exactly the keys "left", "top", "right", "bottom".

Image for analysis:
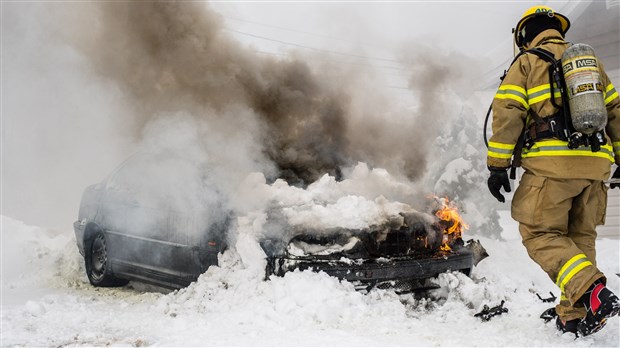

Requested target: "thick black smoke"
[
  {"left": 4, "top": 1, "right": 483, "bottom": 231},
  {"left": 65, "top": 1, "right": 469, "bottom": 187},
  {"left": 70, "top": 2, "right": 350, "bottom": 185}
]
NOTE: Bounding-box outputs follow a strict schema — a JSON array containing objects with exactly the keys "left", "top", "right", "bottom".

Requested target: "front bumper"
[{"left": 266, "top": 248, "right": 474, "bottom": 292}]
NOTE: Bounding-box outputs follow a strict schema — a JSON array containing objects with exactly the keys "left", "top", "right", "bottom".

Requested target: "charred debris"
[{"left": 260, "top": 204, "right": 489, "bottom": 293}]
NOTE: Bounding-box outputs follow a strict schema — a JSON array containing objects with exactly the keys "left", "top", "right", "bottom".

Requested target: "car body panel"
[{"left": 74, "top": 153, "right": 227, "bottom": 289}]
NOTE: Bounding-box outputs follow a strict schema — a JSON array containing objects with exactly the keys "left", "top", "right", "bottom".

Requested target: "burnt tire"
[{"left": 84, "top": 231, "right": 128, "bottom": 287}]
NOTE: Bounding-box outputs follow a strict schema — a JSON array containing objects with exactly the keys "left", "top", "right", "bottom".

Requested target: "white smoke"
[
  {"left": 2, "top": 2, "right": 499, "bottom": 252},
  {"left": 2, "top": 3, "right": 132, "bottom": 229},
  {"left": 230, "top": 163, "right": 435, "bottom": 269}
]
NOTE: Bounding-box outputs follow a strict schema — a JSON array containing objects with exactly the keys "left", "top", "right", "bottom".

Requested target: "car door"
[{"left": 93, "top": 154, "right": 181, "bottom": 284}]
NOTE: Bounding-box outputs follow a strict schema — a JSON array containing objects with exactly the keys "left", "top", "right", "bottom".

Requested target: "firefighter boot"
[
  {"left": 556, "top": 316, "right": 579, "bottom": 335},
  {"left": 577, "top": 281, "right": 620, "bottom": 336}
]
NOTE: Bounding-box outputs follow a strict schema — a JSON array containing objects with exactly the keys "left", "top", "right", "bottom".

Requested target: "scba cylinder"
[{"left": 561, "top": 43, "right": 607, "bottom": 135}]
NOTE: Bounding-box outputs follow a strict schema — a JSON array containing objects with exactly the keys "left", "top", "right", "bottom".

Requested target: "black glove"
[
  {"left": 611, "top": 166, "right": 620, "bottom": 189},
  {"left": 487, "top": 167, "right": 511, "bottom": 203}
]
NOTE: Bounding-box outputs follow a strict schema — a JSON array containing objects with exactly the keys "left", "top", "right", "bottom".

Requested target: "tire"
[{"left": 84, "top": 231, "right": 128, "bottom": 287}]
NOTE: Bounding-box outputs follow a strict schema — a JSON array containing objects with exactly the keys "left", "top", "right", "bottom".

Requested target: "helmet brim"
[{"left": 514, "top": 11, "right": 571, "bottom": 48}]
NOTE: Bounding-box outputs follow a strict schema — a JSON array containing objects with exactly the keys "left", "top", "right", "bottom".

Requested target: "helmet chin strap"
[
  {"left": 512, "top": 28, "right": 519, "bottom": 56},
  {"left": 512, "top": 27, "right": 525, "bottom": 56}
]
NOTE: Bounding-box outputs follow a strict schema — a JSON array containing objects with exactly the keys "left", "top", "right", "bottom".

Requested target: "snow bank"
[
  {"left": 2, "top": 213, "right": 619, "bottom": 346},
  {"left": 1, "top": 216, "right": 82, "bottom": 303}
]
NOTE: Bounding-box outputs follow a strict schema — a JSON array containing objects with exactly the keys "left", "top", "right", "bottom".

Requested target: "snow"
[
  {"left": 2, "top": 212, "right": 619, "bottom": 347},
  {"left": 3, "top": 2, "right": 619, "bottom": 346},
  {"left": 287, "top": 236, "right": 361, "bottom": 257}
]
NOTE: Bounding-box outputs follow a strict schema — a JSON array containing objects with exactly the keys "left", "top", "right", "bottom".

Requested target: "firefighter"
[{"left": 486, "top": 5, "right": 620, "bottom": 336}]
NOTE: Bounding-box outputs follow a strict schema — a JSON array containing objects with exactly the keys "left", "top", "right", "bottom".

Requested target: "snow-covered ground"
[
  {"left": 2, "top": 3, "right": 619, "bottom": 345},
  {"left": 2, "top": 212, "right": 619, "bottom": 347}
]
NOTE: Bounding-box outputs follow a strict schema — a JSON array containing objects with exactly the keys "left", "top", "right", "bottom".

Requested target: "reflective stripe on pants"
[{"left": 512, "top": 173, "right": 606, "bottom": 321}]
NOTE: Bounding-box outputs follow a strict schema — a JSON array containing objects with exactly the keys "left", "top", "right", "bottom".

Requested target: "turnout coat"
[{"left": 487, "top": 28, "right": 620, "bottom": 180}]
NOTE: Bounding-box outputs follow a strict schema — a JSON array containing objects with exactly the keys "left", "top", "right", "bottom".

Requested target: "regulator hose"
[
  {"left": 483, "top": 103, "right": 492, "bottom": 148},
  {"left": 484, "top": 50, "right": 527, "bottom": 149}
]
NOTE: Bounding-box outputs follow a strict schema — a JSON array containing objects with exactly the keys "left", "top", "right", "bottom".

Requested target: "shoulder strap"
[
  {"left": 526, "top": 47, "right": 573, "bottom": 133},
  {"left": 508, "top": 48, "right": 562, "bottom": 179},
  {"left": 525, "top": 47, "right": 558, "bottom": 65},
  {"left": 500, "top": 50, "right": 527, "bottom": 81},
  {"left": 523, "top": 47, "right": 565, "bottom": 111}
]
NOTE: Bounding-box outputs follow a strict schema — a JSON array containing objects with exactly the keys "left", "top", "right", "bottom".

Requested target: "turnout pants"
[{"left": 511, "top": 172, "right": 608, "bottom": 321}]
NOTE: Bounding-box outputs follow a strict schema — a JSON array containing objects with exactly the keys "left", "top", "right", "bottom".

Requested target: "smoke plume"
[
  {"left": 3, "top": 1, "right": 483, "bottom": 234},
  {"left": 66, "top": 1, "right": 466, "bottom": 185},
  {"left": 66, "top": 2, "right": 352, "bottom": 185}
]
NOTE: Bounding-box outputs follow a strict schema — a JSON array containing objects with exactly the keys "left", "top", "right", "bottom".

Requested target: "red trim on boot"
[{"left": 590, "top": 283, "right": 605, "bottom": 313}]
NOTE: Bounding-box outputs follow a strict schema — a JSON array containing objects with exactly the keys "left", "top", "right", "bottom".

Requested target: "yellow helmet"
[{"left": 514, "top": 5, "right": 570, "bottom": 48}]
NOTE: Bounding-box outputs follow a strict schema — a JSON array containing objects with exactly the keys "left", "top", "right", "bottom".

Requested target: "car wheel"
[{"left": 85, "top": 231, "right": 128, "bottom": 287}]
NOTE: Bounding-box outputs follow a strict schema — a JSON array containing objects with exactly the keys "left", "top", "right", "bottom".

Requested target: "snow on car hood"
[
  {"left": 230, "top": 163, "right": 439, "bottom": 266},
  {"left": 286, "top": 236, "right": 362, "bottom": 257}
]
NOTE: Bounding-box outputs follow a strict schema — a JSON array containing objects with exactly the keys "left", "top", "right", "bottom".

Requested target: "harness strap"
[
  {"left": 523, "top": 112, "right": 569, "bottom": 149},
  {"left": 509, "top": 47, "right": 567, "bottom": 173}
]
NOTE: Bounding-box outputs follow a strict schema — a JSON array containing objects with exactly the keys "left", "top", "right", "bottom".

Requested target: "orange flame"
[{"left": 433, "top": 196, "right": 468, "bottom": 252}]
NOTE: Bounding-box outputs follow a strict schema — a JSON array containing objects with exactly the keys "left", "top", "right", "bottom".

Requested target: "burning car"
[
  {"left": 261, "top": 199, "right": 484, "bottom": 293},
  {"left": 74, "top": 154, "right": 484, "bottom": 291}
]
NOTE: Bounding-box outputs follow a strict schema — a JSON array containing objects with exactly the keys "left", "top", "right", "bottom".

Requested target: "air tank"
[{"left": 561, "top": 43, "right": 607, "bottom": 135}]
